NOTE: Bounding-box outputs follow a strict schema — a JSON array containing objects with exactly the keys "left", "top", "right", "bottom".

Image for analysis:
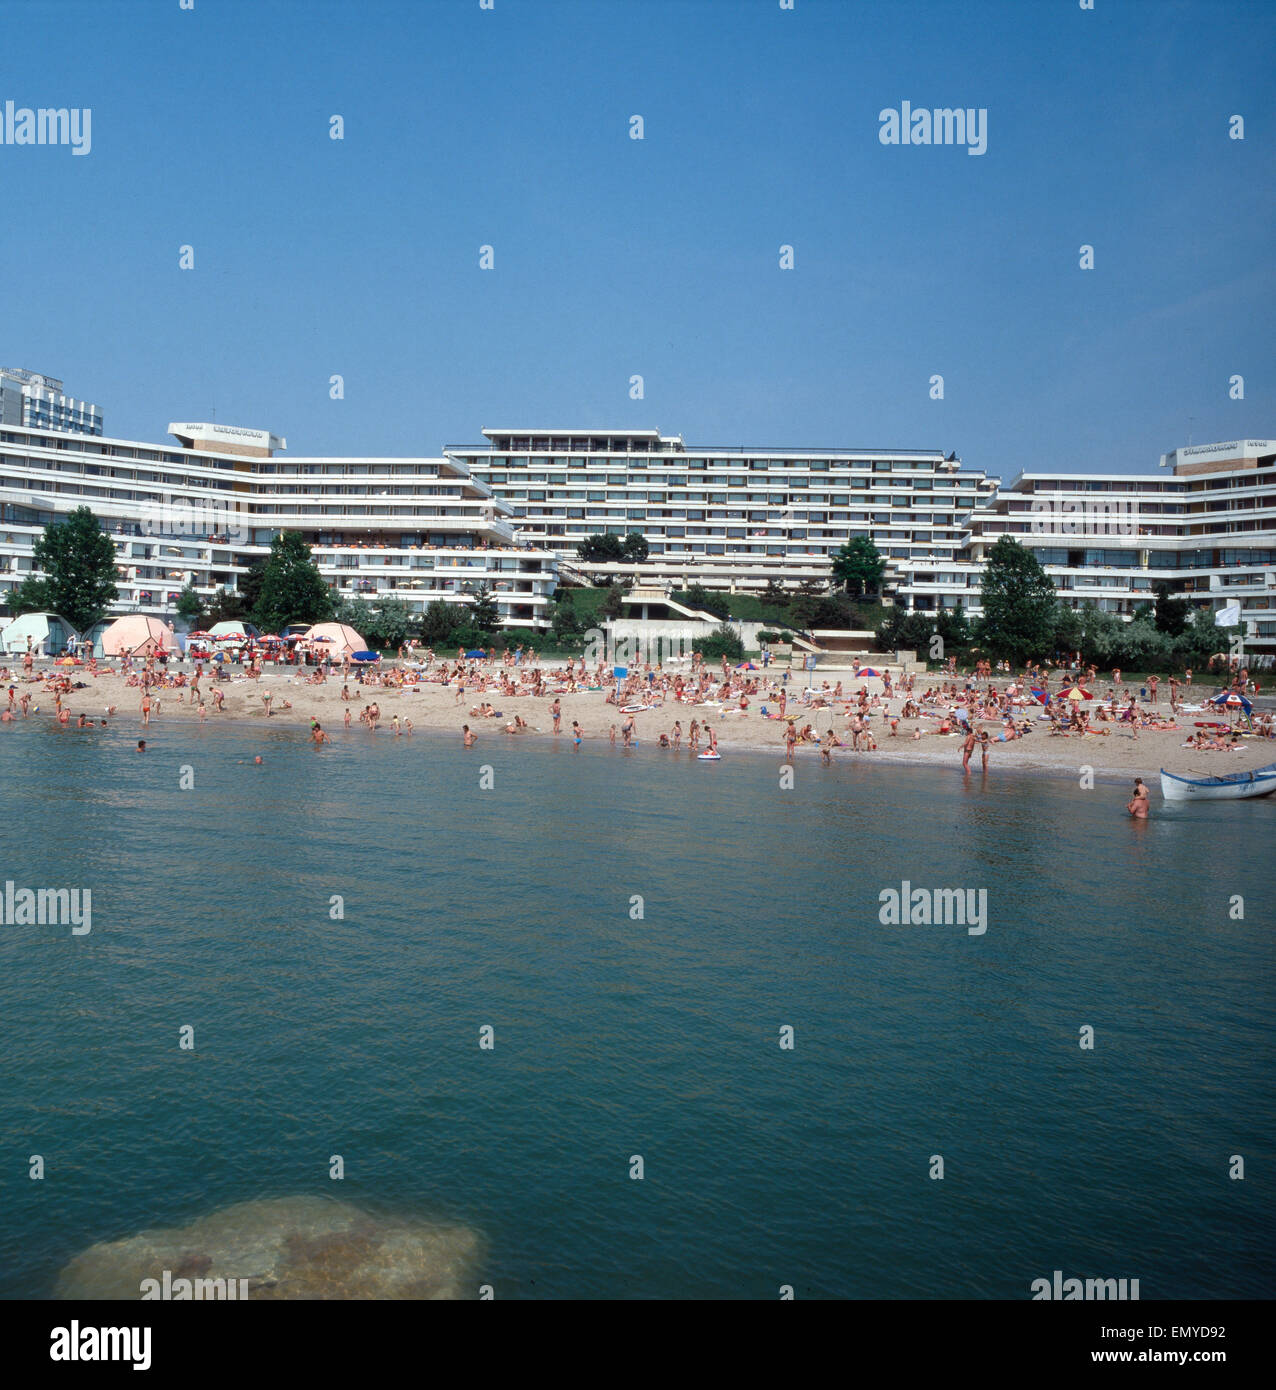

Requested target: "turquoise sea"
[{"left": 0, "top": 720, "right": 1272, "bottom": 1299}]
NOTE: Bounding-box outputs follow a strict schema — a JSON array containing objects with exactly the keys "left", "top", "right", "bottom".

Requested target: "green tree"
[
  {"left": 175, "top": 584, "right": 206, "bottom": 624},
  {"left": 467, "top": 584, "right": 500, "bottom": 634},
  {"left": 692, "top": 625, "right": 745, "bottom": 662},
  {"left": 683, "top": 583, "right": 730, "bottom": 620},
  {"left": 418, "top": 600, "right": 465, "bottom": 646},
  {"left": 761, "top": 577, "right": 789, "bottom": 609},
  {"left": 600, "top": 582, "right": 627, "bottom": 620},
  {"left": 8, "top": 576, "right": 55, "bottom": 617},
  {"left": 252, "top": 532, "right": 334, "bottom": 633},
  {"left": 977, "top": 536, "right": 1059, "bottom": 663},
  {"left": 206, "top": 586, "right": 248, "bottom": 626},
  {"left": 238, "top": 557, "right": 267, "bottom": 617},
  {"left": 551, "top": 587, "right": 588, "bottom": 644},
  {"left": 342, "top": 595, "right": 413, "bottom": 649},
  {"left": 577, "top": 532, "right": 626, "bottom": 563},
  {"left": 621, "top": 531, "right": 649, "bottom": 563},
  {"left": 1154, "top": 582, "right": 1191, "bottom": 638},
  {"left": 831, "top": 536, "right": 886, "bottom": 598},
  {"left": 29, "top": 506, "right": 119, "bottom": 631}
]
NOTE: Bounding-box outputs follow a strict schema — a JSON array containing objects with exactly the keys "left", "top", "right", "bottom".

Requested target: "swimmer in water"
[{"left": 1126, "top": 777, "right": 1150, "bottom": 818}]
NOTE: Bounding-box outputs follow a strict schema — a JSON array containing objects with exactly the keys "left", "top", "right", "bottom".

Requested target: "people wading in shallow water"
[{"left": 1126, "top": 777, "right": 1150, "bottom": 819}]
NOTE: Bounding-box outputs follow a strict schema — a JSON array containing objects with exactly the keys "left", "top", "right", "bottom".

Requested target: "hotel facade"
[
  {"left": 0, "top": 420, "right": 558, "bottom": 631},
  {"left": 0, "top": 388, "right": 1271, "bottom": 658}
]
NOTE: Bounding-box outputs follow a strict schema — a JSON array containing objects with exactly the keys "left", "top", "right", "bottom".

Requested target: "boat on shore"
[{"left": 1160, "top": 762, "right": 1276, "bottom": 801}]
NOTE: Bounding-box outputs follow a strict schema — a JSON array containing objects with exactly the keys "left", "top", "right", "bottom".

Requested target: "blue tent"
[{"left": 465, "top": 649, "right": 488, "bottom": 659}]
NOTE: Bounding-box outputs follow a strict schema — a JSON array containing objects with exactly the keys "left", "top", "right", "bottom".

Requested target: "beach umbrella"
[
  {"left": 310, "top": 635, "right": 334, "bottom": 643},
  {"left": 1061, "top": 686, "right": 1090, "bottom": 701},
  {"left": 351, "top": 650, "right": 381, "bottom": 663},
  {"left": 187, "top": 630, "right": 212, "bottom": 639},
  {"left": 1030, "top": 688, "right": 1050, "bottom": 705},
  {"left": 735, "top": 661, "right": 758, "bottom": 671},
  {"left": 465, "top": 649, "right": 487, "bottom": 659},
  {"left": 1210, "top": 691, "right": 1252, "bottom": 713},
  {"left": 856, "top": 666, "right": 883, "bottom": 678}
]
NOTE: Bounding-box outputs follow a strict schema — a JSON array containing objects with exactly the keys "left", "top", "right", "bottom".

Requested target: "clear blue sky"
[{"left": 3, "top": 0, "right": 1272, "bottom": 481}]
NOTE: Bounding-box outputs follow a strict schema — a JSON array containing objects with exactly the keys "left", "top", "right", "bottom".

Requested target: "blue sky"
[{"left": 2, "top": 0, "right": 1272, "bottom": 481}]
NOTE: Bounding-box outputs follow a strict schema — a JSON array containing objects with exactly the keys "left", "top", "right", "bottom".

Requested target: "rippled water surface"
[{"left": 0, "top": 721, "right": 1272, "bottom": 1298}]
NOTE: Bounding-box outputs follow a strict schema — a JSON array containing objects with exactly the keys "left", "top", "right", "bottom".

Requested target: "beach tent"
[
  {"left": 81, "top": 619, "right": 114, "bottom": 659},
  {"left": 209, "top": 620, "right": 259, "bottom": 643},
  {"left": 0, "top": 611, "right": 80, "bottom": 656},
  {"left": 100, "top": 614, "right": 175, "bottom": 658},
  {"left": 299, "top": 622, "right": 366, "bottom": 657}
]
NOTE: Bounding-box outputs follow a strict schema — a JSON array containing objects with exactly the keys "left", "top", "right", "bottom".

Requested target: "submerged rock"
[{"left": 55, "top": 1195, "right": 482, "bottom": 1299}]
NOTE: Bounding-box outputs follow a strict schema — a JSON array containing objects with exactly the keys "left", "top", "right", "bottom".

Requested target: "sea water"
[{"left": 0, "top": 720, "right": 1271, "bottom": 1298}]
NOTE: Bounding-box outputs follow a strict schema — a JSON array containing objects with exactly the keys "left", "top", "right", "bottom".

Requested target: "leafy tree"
[
  {"left": 418, "top": 600, "right": 466, "bottom": 646},
  {"left": 29, "top": 506, "right": 118, "bottom": 631},
  {"left": 357, "top": 596, "right": 413, "bottom": 649},
  {"left": 1154, "top": 582, "right": 1191, "bottom": 638},
  {"left": 600, "top": 583, "right": 627, "bottom": 620},
  {"left": 252, "top": 532, "right": 334, "bottom": 633},
  {"left": 175, "top": 584, "right": 206, "bottom": 624},
  {"left": 9, "top": 576, "right": 55, "bottom": 617},
  {"left": 621, "top": 531, "right": 650, "bottom": 563},
  {"left": 551, "top": 587, "right": 588, "bottom": 644},
  {"left": 756, "top": 630, "right": 784, "bottom": 645},
  {"left": 206, "top": 586, "right": 248, "bottom": 626},
  {"left": 577, "top": 532, "right": 626, "bottom": 563},
  {"left": 239, "top": 558, "right": 267, "bottom": 617},
  {"left": 467, "top": 584, "right": 500, "bottom": 635},
  {"left": 761, "top": 577, "right": 789, "bottom": 608},
  {"left": 831, "top": 536, "right": 886, "bottom": 598},
  {"left": 1173, "top": 605, "right": 1232, "bottom": 670},
  {"left": 692, "top": 625, "right": 745, "bottom": 662},
  {"left": 683, "top": 583, "right": 730, "bottom": 620},
  {"left": 977, "top": 536, "right": 1059, "bottom": 663}
]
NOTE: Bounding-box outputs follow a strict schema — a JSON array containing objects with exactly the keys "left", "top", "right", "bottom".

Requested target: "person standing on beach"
[
  {"left": 621, "top": 713, "right": 635, "bottom": 747},
  {"left": 141, "top": 692, "right": 152, "bottom": 727},
  {"left": 1127, "top": 778, "right": 1150, "bottom": 818},
  {"left": 979, "top": 729, "right": 991, "bottom": 772},
  {"left": 961, "top": 727, "right": 977, "bottom": 772},
  {"left": 550, "top": 698, "right": 562, "bottom": 734}
]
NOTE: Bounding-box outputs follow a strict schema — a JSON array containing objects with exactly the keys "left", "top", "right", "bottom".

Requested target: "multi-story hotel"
[
  {"left": 0, "top": 419, "right": 558, "bottom": 630},
  {"left": 0, "top": 368, "right": 102, "bottom": 437},
  {"left": 0, "top": 374, "right": 1269, "bottom": 659},
  {"left": 958, "top": 439, "right": 1276, "bottom": 659},
  {"left": 446, "top": 428, "right": 998, "bottom": 606}
]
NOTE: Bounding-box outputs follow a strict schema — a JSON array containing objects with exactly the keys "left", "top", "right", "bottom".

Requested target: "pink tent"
[
  {"left": 299, "top": 622, "right": 367, "bottom": 657},
  {"left": 101, "top": 615, "right": 176, "bottom": 657}
]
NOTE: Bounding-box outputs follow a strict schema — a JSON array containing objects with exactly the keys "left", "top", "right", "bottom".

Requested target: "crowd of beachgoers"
[{"left": 2, "top": 639, "right": 1272, "bottom": 793}]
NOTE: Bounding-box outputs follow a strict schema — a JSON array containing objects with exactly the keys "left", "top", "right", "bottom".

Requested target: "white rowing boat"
[{"left": 1159, "top": 762, "right": 1276, "bottom": 802}]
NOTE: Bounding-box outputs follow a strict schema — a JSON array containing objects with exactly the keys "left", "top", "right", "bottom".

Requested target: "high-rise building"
[{"left": 0, "top": 367, "right": 102, "bottom": 436}]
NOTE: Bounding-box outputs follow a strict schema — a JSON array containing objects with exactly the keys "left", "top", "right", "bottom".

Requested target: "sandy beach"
[{"left": 13, "top": 656, "right": 1274, "bottom": 786}]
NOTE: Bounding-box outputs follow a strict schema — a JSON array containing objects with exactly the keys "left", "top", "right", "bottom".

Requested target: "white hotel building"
[
  {"left": 959, "top": 439, "right": 1276, "bottom": 660},
  {"left": 0, "top": 420, "right": 558, "bottom": 630},
  {"left": 445, "top": 428, "right": 998, "bottom": 605},
  {"left": 0, "top": 382, "right": 1269, "bottom": 658}
]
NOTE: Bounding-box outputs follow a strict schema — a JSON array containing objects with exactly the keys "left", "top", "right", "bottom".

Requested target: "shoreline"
[{"left": 10, "top": 670, "right": 1273, "bottom": 788}]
